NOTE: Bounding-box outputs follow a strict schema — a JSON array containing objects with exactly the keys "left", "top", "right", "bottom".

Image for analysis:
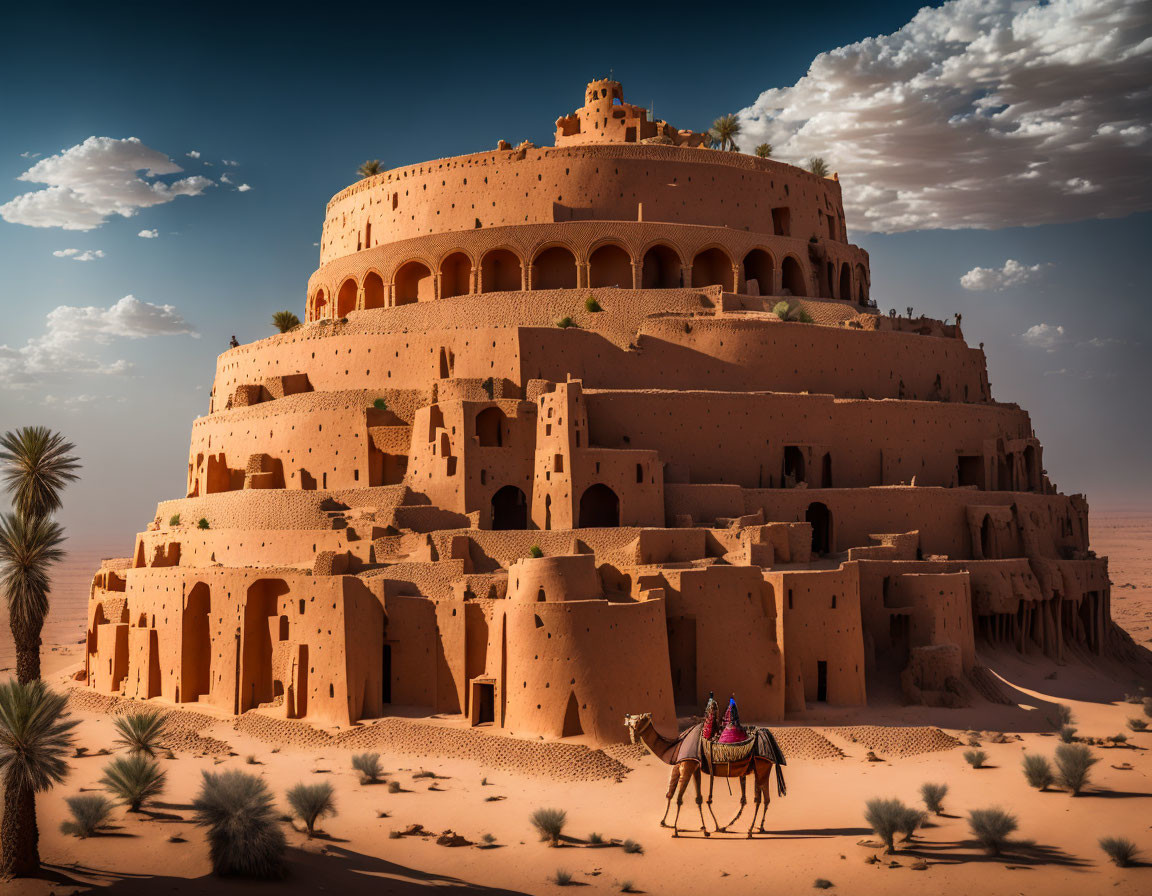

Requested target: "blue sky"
[{"left": 1, "top": 0, "right": 1149, "bottom": 547}]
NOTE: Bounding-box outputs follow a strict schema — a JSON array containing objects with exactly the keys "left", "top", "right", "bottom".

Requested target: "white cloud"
[
  {"left": 0, "top": 295, "right": 198, "bottom": 387},
  {"left": 960, "top": 259, "right": 1048, "bottom": 291},
  {"left": 220, "top": 173, "right": 232, "bottom": 184},
  {"left": 137, "top": 228, "right": 158, "bottom": 238},
  {"left": 52, "top": 248, "right": 105, "bottom": 261},
  {"left": 736, "top": 0, "right": 1152, "bottom": 233},
  {"left": 1022, "top": 323, "right": 1067, "bottom": 351},
  {"left": 222, "top": 160, "right": 239, "bottom": 167},
  {"left": 0, "top": 137, "right": 214, "bottom": 231},
  {"left": 236, "top": 183, "right": 251, "bottom": 192},
  {"left": 19, "top": 151, "right": 40, "bottom": 159},
  {"left": 186, "top": 150, "right": 201, "bottom": 159}
]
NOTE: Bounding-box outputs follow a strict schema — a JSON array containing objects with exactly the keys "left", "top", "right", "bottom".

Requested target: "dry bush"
[
  {"left": 968, "top": 807, "right": 1018, "bottom": 855},
  {"left": 1022, "top": 754, "right": 1055, "bottom": 791},
  {"left": 192, "top": 769, "right": 286, "bottom": 878},
  {"left": 286, "top": 781, "right": 337, "bottom": 837},
  {"left": 920, "top": 782, "right": 947, "bottom": 815},
  {"left": 531, "top": 807, "right": 567, "bottom": 846},
  {"left": 60, "top": 794, "right": 114, "bottom": 838}
]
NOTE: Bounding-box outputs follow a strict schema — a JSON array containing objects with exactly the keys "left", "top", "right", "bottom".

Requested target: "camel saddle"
[
  {"left": 655, "top": 721, "right": 788, "bottom": 770},
  {"left": 703, "top": 734, "right": 757, "bottom": 765}
]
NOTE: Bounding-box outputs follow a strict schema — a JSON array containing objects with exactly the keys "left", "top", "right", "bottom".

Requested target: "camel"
[{"left": 624, "top": 712, "right": 786, "bottom": 837}]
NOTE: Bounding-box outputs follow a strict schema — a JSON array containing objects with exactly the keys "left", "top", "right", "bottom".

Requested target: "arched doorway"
[
  {"left": 531, "top": 246, "right": 577, "bottom": 290},
  {"left": 181, "top": 583, "right": 211, "bottom": 704},
  {"left": 589, "top": 244, "right": 632, "bottom": 288},
  {"left": 641, "top": 244, "right": 682, "bottom": 289},
  {"left": 394, "top": 261, "right": 432, "bottom": 305},
  {"left": 783, "top": 446, "right": 805, "bottom": 485},
  {"left": 363, "top": 272, "right": 385, "bottom": 310},
  {"left": 742, "top": 249, "right": 774, "bottom": 296},
  {"left": 781, "top": 257, "right": 808, "bottom": 297},
  {"left": 312, "top": 288, "right": 328, "bottom": 320},
  {"left": 806, "top": 502, "right": 832, "bottom": 554},
  {"left": 481, "top": 249, "right": 523, "bottom": 293},
  {"left": 579, "top": 483, "right": 619, "bottom": 528},
  {"left": 838, "top": 263, "right": 852, "bottom": 302},
  {"left": 241, "top": 579, "right": 290, "bottom": 712},
  {"left": 475, "top": 407, "right": 505, "bottom": 447},
  {"left": 336, "top": 278, "right": 357, "bottom": 317},
  {"left": 491, "top": 485, "right": 528, "bottom": 530},
  {"left": 691, "top": 248, "right": 734, "bottom": 290},
  {"left": 440, "top": 252, "right": 472, "bottom": 299},
  {"left": 856, "top": 264, "right": 869, "bottom": 302}
]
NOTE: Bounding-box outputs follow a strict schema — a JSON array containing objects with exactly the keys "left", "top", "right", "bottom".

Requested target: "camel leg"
[
  {"left": 660, "top": 765, "right": 679, "bottom": 828},
  {"left": 758, "top": 762, "right": 772, "bottom": 833},
  {"left": 692, "top": 767, "right": 710, "bottom": 837},
  {"left": 723, "top": 770, "right": 747, "bottom": 831},
  {"left": 671, "top": 764, "right": 692, "bottom": 837},
  {"left": 747, "top": 765, "right": 763, "bottom": 838},
  {"left": 705, "top": 763, "right": 721, "bottom": 831}
]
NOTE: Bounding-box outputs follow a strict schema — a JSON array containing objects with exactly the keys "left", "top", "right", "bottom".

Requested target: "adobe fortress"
[{"left": 84, "top": 81, "right": 1119, "bottom": 744}]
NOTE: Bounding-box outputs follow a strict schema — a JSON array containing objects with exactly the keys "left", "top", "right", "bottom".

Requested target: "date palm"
[
  {"left": 0, "top": 427, "right": 79, "bottom": 522},
  {"left": 0, "top": 513, "right": 66, "bottom": 683},
  {"left": 0, "top": 679, "right": 78, "bottom": 878},
  {"left": 357, "top": 159, "right": 383, "bottom": 178},
  {"left": 271, "top": 310, "right": 300, "bottom": 333},
  {"left": 806, "top": 156, "right": 830, "bottom": 177},
  {"left": 754, "top": 143, "right": 773, "bottom": 159},
  {"left": 709, "top": 114, "right": 742, "bottom": 151}
]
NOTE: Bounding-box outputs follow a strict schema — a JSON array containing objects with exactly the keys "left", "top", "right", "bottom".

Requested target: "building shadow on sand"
[{"left": 39, "top": 844, "right": 530, "bottom": 895}]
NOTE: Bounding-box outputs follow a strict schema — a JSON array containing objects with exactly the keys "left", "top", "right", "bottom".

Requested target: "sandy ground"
[{"left": 2, "top": 515, "right": 1151, "bottom": 895}]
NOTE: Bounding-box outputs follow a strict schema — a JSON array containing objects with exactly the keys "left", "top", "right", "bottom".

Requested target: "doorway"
[{"left": 816, "top": 660, "right": 828, "bottom": 702}]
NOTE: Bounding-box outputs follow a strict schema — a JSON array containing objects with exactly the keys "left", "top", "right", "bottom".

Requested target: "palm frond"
[
  {"left": 100, "top": 754, "right": 166, "bottom": 810},
  {"left": 112, "top": 709, "right": 168, "bottom": 757},
  {"left": 0, "top": 427, "right": 80, "bottom": 520},
  {"left": 0, "top": 679, "right": 78, "bottom": 793},
  {"left": 271, "top": 311, "right": 301, "bottom": 333},
  {"left": 0, "top": 512, "right": 66, "bottom": 632}
]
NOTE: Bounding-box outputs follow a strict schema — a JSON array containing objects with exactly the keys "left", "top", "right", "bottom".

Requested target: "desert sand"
[{"left": 2, "top": 512, "right": 1151, "bottom": 895}]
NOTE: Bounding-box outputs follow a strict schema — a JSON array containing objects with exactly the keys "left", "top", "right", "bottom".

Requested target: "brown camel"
[{"left": 624, "top": 712, "right": 784, "bottom": 837}]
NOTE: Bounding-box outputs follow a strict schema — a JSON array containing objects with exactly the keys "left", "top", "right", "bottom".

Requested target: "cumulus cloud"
[
  {"left": 736, "top": 0, "right": 1152, "bottom": 233},
  {"left": 19, "top": 151, "right": 40, "bottom": 159},
  {"left": 1022, "top": 323, "right": 1068, "bottom": 351},
  {"left": 0, "top": 295, "right": 197, "bottom": 387},
  {"left": 186, "top": 150, "right": 201, "bottom": 159},
  {"left": 0, "top": 137, "right": 214, "bottom": 231},
  {"left": 137, "top": 228, "right": 158, "bottom": 238},
  {"left": 960, "top": 259, "right": 1048, "bottom": 291},
  {"left": 236, "top": 183, "right": 251, "bottom": 192},
  {"left": 52, "top": 248, "right": 105, "bottom": 261},
  {"left": 222, "top": 159, "right": 239, "bottom": 167}
]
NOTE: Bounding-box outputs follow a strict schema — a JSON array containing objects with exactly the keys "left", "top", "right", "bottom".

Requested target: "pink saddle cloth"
[{"left": 718, "top": 724, "right": 748, "bottom": 744}]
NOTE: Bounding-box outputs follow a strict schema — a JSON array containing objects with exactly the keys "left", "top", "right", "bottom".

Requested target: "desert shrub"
[
  {"left": 387, "top": 780, "right": 401, "bottom": 793},
  {"left": 963, "top": 749, "right": 987, "bottom": 768},
  {"left": 620, "top": 881, "right": 636, "bottom": 893},
  {"left": 531, "top": 807, "right": 567, "bottom": 846},
  {"left": 795, "top": 308, "right": 813, "bottom": 323},
  {"left": 773, "top": 301, "right": 792, "bottom": 320},
  {"left": 528, "top": 545, "right": 544, "bottom": 558},
  {"left": 372, "top": 397, "right": 388, "bottom": 411},
  {"left": 1123, "top": 693, "right": 1144, "bottom": 704},
  {"left": 1055, "top": 743, "right": 1098, "bottom": 795},
  {"left": 412, "top": 769, "right": 435, "bottom": 779},
  {"left": 1128, "top": 717, "right": 1148, "bottom": 732},
  {"left": 588, "top": 831, "right": 604, "bottom": 844},
  {"left": 585, "top": 296, "right": 602, "bottom": 312},
  {"left": 555, "top": 316, "right": 575, "bottom": 328},
  {"left": 1144, "top": 697, "right": 1152, "bottom": 718},
  {"left": 286, "top": 781, "right": 337, "bottom": 837},
  {"left": 112, "top": 709, "right": 168, "bottom": 757},
  {"left": 197, "top": 517, "right": 210, "bottom": 530},
  {"left": 898, "top": 807, "right": 927, "bottom": 841},
  {"left": 1053, "top": 704, "right": 1074, "bottom": 728},
  {"left": 772, "top": 300, "right": 812, "bottom": 323},
  {"left": 1022, "top": 754, "right": 1055, "bottom": 791},
  {"left": 60, "top": 793, "right": 114, "bottom": 838},
  {"left": 968, "top": 807, "right": 1017, "bottom": 855},
  {"left": 481, "top": 832, "right": 496, "bottom": 846},
  {"left": 920, "top": 782, "right": 947, "bottom": 815},
  {"left": 554, "top": 869, "right": 573, "bottom": 886},
  {"left": 193, "top": 769, "right": 286, "bottom": 878},
  {"left": 813, "top": 881, "right": 834, "bottom": 890},
  {"left": 1099, "top": 836, "right": 1140, "bottom": 867},
  {"left": 169, "top": 514, "right": 180, "bottom": 526},
  {"left": 622, "top": 838, "right": 643, "bottom": 854},
  {"left": 1059, "top": 725, "right": 1078, "bottom": 743},
  {"left": 352, "top": 752, "right": 383, "bottom": 784},
  {"left": 1109, "top": 733, "right": 1129, "bottom": 745},
  {"left": 864, "top": 797, "right": 910, "bottom": 853},
  {"left": 100, "top": 754, "right": 166, "bottom": 811},
  {"left": 245, "top": 754, "right": 258, "bottom": 765}
]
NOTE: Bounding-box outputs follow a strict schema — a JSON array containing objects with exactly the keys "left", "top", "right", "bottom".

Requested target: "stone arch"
[
  {"left": 783, "top": 446, "right": 806, "bottom": 484},
  {"left": 394, "top": 260, "right": 433, "bottom": 305},
  {"left": 806, "top": 502, "right": 832, "bottom": 554},
  {"left": 491, "top": 485, "right": 528, "bottom": 530},
  {"left": 578, "top": 483, "right": 620, "bottom": 528},
  {"left": 588, "top": 242, "right": 632, "bottom": 288},
  {"left": 336, "top": 278, "right": 357, "bottom": 317},
  {"left": 742, "top": 249, "right": 775, "bottom": 296},
  {"left": 781, "top": 255, "right": 808, "bottom": 297},
  {"left": 439, "top": 251, "right": 472, "bottom": 299},
  {"left": 311, "top": 288, "right": 328, "bottom": 320},
  {"left": 691, "top": 247, "right": 735, "bottom": 290},
  {"left": 475, "top": 406, "right": 505, "bottom": 447},
  {"left": 531, "top": 245, "right": 577, "bottom": 290},
  {"left": 181, "top": 582, "right": 211, "bottom": 704},
  {"left": 241, "top": 579, "right": 290, "bottom": 712},
  {"left": 641, "top": 243, "right": 682, "bottom": 289},
  {"left": 363, "top": 271, "right": 385, "bottom": 310},
  {"left": 481, "top": 248, "right": 523, "bottom": 293},
  {"left": 838, "top": 263, "right": 852, "bottom": 302},
  {"left": 856, "top": 263, "right": 869, "bottom": 302}
]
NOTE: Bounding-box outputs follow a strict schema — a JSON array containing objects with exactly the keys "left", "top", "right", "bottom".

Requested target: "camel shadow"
[
  {"left": 902, "top": 837, "right": 1089, "bottom": 869},
  {"left": 763, "top": 826, "right": 872, "bottom": 840}
]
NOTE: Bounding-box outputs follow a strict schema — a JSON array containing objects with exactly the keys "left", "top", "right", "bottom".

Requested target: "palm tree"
[
  {"left": 0, "top": 514, "right": 66, "bottom": 683},
  {"left": 0, "top": 427, "right": 80, "bottom": 522},
  {"left": 754, "top": 143, "right": 773, "bottom": 159},
  {"left": 271, "top": 311, "right": 300, "bottom": 333},
  {"left": 0, "top": 679, "right": 78, "bottom": 877},
  {"left": 112, "top": 709, "right": 168, "bottom": 757},
  {"left": 709, "top": 114, "right": 742, "bottom": 151},
  {"left": 357, "top": 159, "right": 383, "bottom": 178},
  {"left": 806, "top": 156, "right": 830, "bottom": 177}
]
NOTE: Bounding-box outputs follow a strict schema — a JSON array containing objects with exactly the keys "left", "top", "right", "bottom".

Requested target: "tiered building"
[{"left": 85, "top": 81, "right": 1114, "bottom": 744}]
